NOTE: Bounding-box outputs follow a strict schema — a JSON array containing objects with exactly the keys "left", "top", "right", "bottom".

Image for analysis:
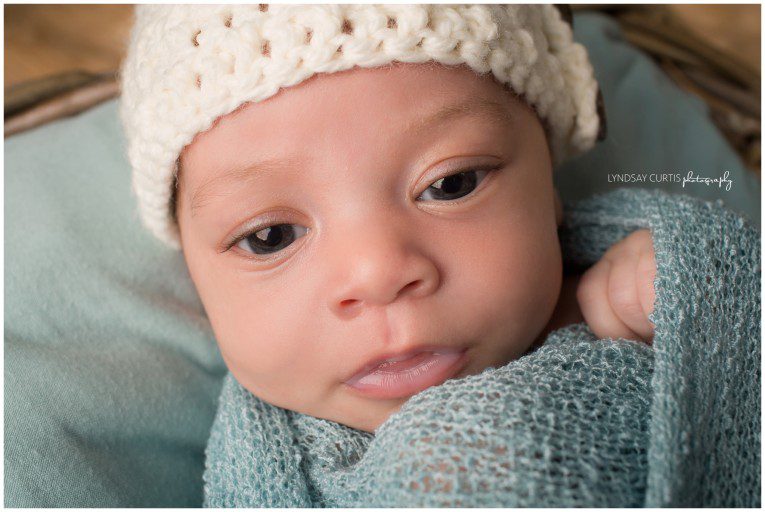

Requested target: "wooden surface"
[
  {"left": 4, "top": 5, "right": 134, "bottom": 88},
  {"left": 670, "top": 4, "right": 760, "bottom": 73},
  {"left": 3, "top": 4, "right": 760, "bottom": 89}
]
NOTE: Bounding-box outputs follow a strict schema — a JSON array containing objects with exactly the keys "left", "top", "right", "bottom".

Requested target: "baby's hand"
[{"left": 576, "top": 229, "right": 657, "bottom": 344}]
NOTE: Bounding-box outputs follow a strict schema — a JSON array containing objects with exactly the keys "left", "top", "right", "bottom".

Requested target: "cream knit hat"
[{"left": 119, "top": 4, "right": 605, "bottom": 249}]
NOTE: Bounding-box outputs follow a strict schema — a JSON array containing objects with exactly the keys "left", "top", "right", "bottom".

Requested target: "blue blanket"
[{"left": 203, "top": 187, "right": 760, "bottom": 507}]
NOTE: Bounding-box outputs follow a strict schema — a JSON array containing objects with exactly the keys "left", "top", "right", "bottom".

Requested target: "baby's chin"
[{"left": 354, "top": 401, "right": 408, "bottom": 433}]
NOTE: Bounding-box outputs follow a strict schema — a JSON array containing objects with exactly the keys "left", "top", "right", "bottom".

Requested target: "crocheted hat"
[{"left": 119, "top": 4, "right": 606, "bottom": 249}]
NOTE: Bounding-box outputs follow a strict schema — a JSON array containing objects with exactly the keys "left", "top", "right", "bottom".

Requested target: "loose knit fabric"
[
  {"left": 203, "top": 188, "right": 760, "bottom": 507},
  {"left": 119, "top": 4, "right": 602, "bottom": 248}
]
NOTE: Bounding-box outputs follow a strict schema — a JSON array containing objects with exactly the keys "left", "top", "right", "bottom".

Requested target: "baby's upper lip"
[{"left": 344, "top": 343, "right": 466, "bottom": 383}]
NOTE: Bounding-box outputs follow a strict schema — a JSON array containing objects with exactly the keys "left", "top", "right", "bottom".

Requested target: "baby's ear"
[{"left": 554, "top": 188, "right": 563, "bottom": 227}]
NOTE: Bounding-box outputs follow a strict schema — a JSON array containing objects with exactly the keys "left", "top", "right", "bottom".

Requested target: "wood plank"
[{"left": 4, "top": 5, "right": 134, "bottom": 88}]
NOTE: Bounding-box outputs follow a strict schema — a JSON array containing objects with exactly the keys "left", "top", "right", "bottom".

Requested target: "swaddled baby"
[{"left": 119, "top": 4, "right": 656, "bottom": 434}]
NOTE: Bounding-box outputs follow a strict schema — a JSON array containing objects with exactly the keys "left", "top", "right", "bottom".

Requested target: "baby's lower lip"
[{"left": 343, "top": 349, "right": 468, "bottom": 400}]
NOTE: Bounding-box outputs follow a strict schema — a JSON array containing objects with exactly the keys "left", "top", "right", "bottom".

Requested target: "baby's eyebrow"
[
  {"left": 404, "top": 97, "right": 513, "bottom": 137},
  {"left": 190, "top": 155, "right": 304, "bottom": 216},
  {"left": 190, "top": 97, "right": 513, "bottom": 215}
]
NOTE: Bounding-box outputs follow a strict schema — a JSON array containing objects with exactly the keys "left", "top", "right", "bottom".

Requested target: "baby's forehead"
[
  {"left": 201, "top": 63, "right": 515, "bottom": 129},
  {"left": 182, "top": 64, "right": 524, "bottom": 166}
]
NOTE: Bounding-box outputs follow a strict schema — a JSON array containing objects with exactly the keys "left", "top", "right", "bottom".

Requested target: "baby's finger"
[
  {"left": 605, "top": 253, "right": 655, "bottom": 342},
  {"left": 636, "top": 243, "right": 657, "bottom": 321},
  {"left": 577, "top": 258, "right": 642, "bottom": 342}
]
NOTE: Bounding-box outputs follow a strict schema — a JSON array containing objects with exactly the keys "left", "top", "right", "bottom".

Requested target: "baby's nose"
[{"left": 327, "top": 224, "right": 440, "bottom": 319}]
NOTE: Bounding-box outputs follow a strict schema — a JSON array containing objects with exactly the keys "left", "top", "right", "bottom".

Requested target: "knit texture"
[
  {"left": 119, "top": 4, "right": 601, "bottom": 248},
  {"left": 203, "top": 187, "right": 760, "bottom": 507}
]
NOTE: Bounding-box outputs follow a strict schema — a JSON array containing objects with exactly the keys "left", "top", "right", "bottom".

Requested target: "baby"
[{"left": 120, "top": 4, "right": 656, "bottom": 433}]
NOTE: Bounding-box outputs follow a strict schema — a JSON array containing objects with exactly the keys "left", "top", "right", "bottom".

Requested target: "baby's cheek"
[
  {"left": 461, "top": 217, "right": 562, "bottom": 358},
  {"left": 500, "top": 235, "right": 561, "bottom": 337},
  {"left": 237, "top": 308, "right": 300, "bottom": 368},
  {"left": 197, "top": 271, "right": 315, "bottom": 397}
]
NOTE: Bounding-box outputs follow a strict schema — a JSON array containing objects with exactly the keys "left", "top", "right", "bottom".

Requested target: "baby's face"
[{"left": 177, "top": 62, "right": 562, "bottom": 432}]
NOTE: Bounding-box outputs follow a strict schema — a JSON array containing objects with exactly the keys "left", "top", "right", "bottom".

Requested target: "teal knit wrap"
[{"left": 203, "top": 187, "right": 761, "bottom": 507}]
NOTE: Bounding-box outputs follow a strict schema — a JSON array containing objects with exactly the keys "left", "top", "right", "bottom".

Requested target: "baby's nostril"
[{"left": 401, "top": 280, "right": 422, "bottom": 295}]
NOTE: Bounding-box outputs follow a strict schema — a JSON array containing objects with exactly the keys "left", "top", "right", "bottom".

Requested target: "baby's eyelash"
[
  {"left": 222, "top": 235, "right": 243, "bottom": 253},
  {"left": 221, "top": 222, "right": 273, "bottom": 253},
  {"left": 416, "top": 165, "right": 500, "bottom": 201},
  {"left": 221, "top": 235, "right": 243, "bottom": 253}
]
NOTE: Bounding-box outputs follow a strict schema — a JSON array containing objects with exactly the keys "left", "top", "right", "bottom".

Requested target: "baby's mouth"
[{"left": 343, "top": 348, "right": 468, "bottom": 400}]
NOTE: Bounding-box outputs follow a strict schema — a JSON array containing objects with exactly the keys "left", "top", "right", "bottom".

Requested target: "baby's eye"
[
  {"left": 235, "top": 224, "right": 308, "bottom": 255},
  {"left": 417, "top": 168, "right": 491, "bottom": 202}
]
